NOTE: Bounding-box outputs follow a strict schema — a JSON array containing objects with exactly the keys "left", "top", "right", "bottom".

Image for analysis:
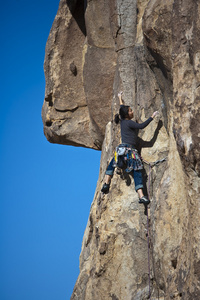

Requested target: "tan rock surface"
[{"left": 42, "top": 0, "right": 200, "bottom": 299}]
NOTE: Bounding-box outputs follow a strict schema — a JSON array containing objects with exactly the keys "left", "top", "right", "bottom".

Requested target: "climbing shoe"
[
  {"left": 101, "top": 183, "right": 110, "bottom": 194},
  {"left": 139, "top": 196, "right": 150, "bottom": 205}
]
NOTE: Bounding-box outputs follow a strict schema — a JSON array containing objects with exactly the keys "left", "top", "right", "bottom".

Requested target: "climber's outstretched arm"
[{"left": 118, "top": 92, "right": 124, "bottom": 105}]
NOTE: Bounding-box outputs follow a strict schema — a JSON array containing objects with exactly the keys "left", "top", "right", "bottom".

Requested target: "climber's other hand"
[{"left": 152, "top": 111, "right": 159, "bottom": 118}]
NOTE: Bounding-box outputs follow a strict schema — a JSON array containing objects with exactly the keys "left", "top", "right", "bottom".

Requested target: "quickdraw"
[{"left": 143, "top": 157, "right": 167, "bottom": 167}]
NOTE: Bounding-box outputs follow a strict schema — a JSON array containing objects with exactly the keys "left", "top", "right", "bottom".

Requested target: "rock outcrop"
[{"left": 42, "top": 0, "right": 200, "bottom": 299}]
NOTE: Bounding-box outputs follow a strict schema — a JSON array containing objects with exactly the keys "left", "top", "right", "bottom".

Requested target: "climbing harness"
[
  {"left": 144, "top": 156, "right": 167, "bottom": 299},
  {"left": 113, "top": 144, "right": 143, "bottom": 172}
]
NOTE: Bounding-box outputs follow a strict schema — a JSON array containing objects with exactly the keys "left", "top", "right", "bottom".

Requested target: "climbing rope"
[
  {"left": 146, "top": 164, "right": 152, "bottom": 299},
  {"left": 144, "top": 156, "right": 167, "bottom": 299}
]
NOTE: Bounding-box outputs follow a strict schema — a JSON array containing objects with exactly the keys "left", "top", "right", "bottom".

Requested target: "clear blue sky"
[{"left": 0, "top": 1, "right": 101, "bottom": 299}]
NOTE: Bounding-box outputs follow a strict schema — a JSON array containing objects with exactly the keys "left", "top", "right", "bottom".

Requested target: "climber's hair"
[{"left": 114, "top": 105, "right": 130, "bottom": 124}]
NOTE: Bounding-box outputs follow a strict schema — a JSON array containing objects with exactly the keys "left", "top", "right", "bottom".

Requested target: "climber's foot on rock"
[
  {"left": 139, "top": 196, "right": 150, "bottom": 205},
  {"left": 101, "top": 183, "right": 110, "bottom": 194}
]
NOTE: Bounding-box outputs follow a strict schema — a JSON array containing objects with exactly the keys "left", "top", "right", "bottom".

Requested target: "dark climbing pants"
[{"left": 105, "top": 157, "right": 144, "bottom": 192}]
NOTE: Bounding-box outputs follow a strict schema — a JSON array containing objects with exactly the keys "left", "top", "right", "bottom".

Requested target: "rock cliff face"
[{"left": 42, "top": 0, "right": 200, "bottom": 299}]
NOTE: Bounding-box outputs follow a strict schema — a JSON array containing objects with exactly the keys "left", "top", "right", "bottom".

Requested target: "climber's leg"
[
  {"left": 101, "top": 158, "right": 115, "bottom": 193},
  {"left": 134, "top": 170, "right": 143, "bottom": 192},
  {"left": 134, "top": 170, "right": 150, "bottom": 205},
  {"left": 105, "top": 174, "right": 112, "bottom": 184},
  {"left": 105, "top": 157, "right": 115, "bottom": 176},
  {"left": 137, "top": 188, "right": 144, "bottom": 198}
]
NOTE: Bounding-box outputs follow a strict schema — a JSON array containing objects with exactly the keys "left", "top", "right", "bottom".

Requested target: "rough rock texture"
[
  {"left": 42, "top": 0, "right": 200, "bottom": 299},
  {"left": 42, "top": 0, "right": 116, "bottom": 149}
]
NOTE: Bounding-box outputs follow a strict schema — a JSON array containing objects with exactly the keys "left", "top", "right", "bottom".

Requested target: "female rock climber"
[{"left": 101, "top": 92, "right": 158, "bottom": 205}]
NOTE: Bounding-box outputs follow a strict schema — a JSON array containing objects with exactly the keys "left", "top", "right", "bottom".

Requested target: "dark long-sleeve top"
[{"left": 120, "top": 117, "right": 153, "bottom": 148}]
